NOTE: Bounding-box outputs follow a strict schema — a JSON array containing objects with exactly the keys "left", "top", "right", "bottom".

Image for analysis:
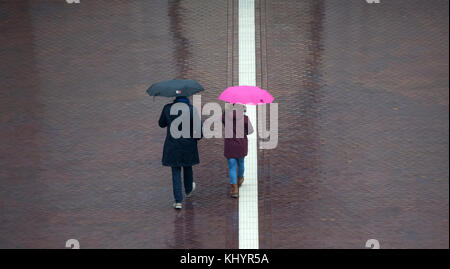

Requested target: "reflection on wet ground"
[
  {"left": 0, "top": 0, "right": 448, "bottom": 248},
  {"left": 260, "top": 0, "right": 448, "bottom": 248},
  {"left": 0, "top": 0, "right": 233, "bottom": 248}
]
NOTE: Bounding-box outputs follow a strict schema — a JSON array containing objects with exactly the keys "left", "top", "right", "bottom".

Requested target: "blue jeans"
[
  {"left": 227, "top": 158, "right": 245, "bottom": 184},
  {"left": 171, "top": 166, "right": 193, "bottom": 203}
]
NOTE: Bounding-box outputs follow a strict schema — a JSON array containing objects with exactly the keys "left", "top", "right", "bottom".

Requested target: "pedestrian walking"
[
  {"left": 222, "top": 104, "right": 253, "bottom": 198},
  {"left": 218, "top": 85, "right": 273, "bottom": 198},
  {"left": 146, "top": 79, "right": 204, "bottom": 209}
]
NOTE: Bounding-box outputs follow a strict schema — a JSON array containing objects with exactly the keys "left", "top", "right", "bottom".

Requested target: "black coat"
[{"left": 158, "top": 100, "right": 202, "bottom": 167}]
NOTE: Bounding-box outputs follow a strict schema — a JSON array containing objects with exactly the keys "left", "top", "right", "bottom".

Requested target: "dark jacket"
[
  {"left": 158, "top": 99, "right": 202, "bottom": 167},
  {"left": 222, "top": 110, "right": 254, "bottom": 159}
]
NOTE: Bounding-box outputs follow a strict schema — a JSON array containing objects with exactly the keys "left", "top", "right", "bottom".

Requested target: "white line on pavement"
[{"left": 238, "top": 0, "right": 259, "bottom": 249}]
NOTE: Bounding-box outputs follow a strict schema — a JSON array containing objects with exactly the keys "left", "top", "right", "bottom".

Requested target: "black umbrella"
[{"left": 146, "top": 79, "right": 204, "bottom": 97}]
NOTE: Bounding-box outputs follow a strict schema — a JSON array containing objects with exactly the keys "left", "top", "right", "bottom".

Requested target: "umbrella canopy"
[
  {"left": 146, "top": 79, "right": 204, "bottom": 97},
  {"left": 218, "top": 85, "right": 274, "bottom": 105}
]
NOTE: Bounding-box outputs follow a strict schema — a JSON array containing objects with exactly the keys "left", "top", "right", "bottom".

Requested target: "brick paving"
[
  {"left": 259, "top": 0, "right": 449, "bottom": 248},
  {"left": 0, "top": 0, "right": 235, "bottom": 248},
  {"left": 0, "top": 0, "right": 448, "bottom": 249}
]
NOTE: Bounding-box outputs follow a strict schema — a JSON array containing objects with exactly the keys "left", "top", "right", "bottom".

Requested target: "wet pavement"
[
  {"left": 258, "top": 0, "right": 449, "bottom": 248},
  {"left": 1, "top": 0, "right": 234, "bottom": 249},
  {"left": 0, "top": 0, "right": 448, "bottom": 248}
]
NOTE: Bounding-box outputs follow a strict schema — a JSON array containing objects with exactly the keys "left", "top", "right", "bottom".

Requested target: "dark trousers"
[{"left": 171, "top": 166, "right": 193, "bottom": 203}]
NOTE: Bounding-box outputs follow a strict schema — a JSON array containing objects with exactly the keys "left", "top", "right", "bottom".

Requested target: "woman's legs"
[
  {"left": 228, "top": 158, "right": 239, "bottom": 198},
  {"left": 171, "top": 166, "right": 183, "bottom": 203},
  {"left": 183, "top": 166, "right": 193, "bottom": 194},
  {"left": 237, "top": 157, "right": 245, "bottom": 179},
  {"left": 227, "top": 158, "right": 238, "bottom": 184}
]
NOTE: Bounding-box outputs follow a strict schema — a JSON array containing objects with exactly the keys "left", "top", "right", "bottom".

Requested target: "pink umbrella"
[{"left": 218, "top": 85, "right": 274, "bottom": 105}]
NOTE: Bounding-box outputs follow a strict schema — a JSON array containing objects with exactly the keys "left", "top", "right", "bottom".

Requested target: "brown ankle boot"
[
  {"left": 238, "top": 177, "right": 244, "bottom": 187},
  {"left": 230, "top": 184, "right": 239, "bottom": 198}
]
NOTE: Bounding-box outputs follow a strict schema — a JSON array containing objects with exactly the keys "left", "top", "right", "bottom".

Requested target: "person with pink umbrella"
[
  {"left": 221, "top": 104, "right": 253, "bottom": 198},
  {"left": 219, "top": 86, "right": 274, "bottom": 198}
]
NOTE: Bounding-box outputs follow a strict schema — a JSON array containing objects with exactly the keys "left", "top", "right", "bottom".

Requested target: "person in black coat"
[{"left": 158, "top": 96, "right": 202, "bottom": 209}]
